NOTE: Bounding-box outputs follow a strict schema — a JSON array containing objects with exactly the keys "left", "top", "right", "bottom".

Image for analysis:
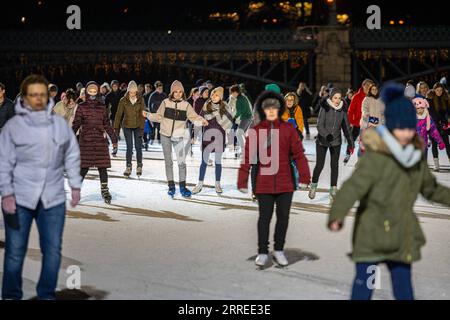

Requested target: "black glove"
[{"left": 326, "top": 134, "right": 334, "bottom": 142}]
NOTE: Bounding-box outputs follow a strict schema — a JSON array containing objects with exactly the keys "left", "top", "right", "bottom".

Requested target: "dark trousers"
[
  {"left": 80, "top": 167, "right": 108, "bottom": 183},
  {"left": 346, "top": 126, "right": 360, "bottom": 155},
  {"left": 256, "top": 193, "right": 293, "bottom": 254},
  {"left": 351, "top": 261, "right": 414, "bottom": 300},
  {"left": 150, "top": 122, "right": 161, "bottom": 143},
  {"left": 2, "top": 201, "right": 66, "bottom": 300},
  {"left": 304, "top": 117, "right": 310, "bottom": 135},
  {"left": 123, "top": 128, "right": 143, "bottom": 166},
  {"left": 431, "top": 130, "right": 450, "bottom": 158},
  {"left": 312, "top": 144, "right": 341, "bottom": 187}
]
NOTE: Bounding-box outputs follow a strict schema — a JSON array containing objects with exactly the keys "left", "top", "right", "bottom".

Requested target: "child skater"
[{"left": 328, "top": 83, "right": 450, "bottom": 300}]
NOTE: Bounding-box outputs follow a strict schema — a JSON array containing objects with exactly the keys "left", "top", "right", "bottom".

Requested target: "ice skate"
[
  {"left": 273, "top": 251, "right": 289, "bottom": 267},
  {"left": 168, "top": 182, "right": 176, "bottom": 198},
  {"left": 329, "top": 186, "right": 338, "bottom": 204},
  {"left": 136, "top": 164, "right": 143, "bottom": 179},
  {"left": 215, "top": 181, "right": 223, "bottom": 194},
  {"left": 101, "top": 183, "right": 112, "bottom": 204},
  {"left": 255, "top": 254, "right": 269, "bottom": 267},
  {"left": 180, "top": 182, "right": 192, "bottom": 198},
  {"left": 123, "top": 165, "right": 132, "bottom": 178},
  {"left": 308, "top": 183, "right": 318, "bottom": 199},
  {"left": 433, "top": 158, "right": 440, "bottom": 172},
  {"left": 192, "top": 182, "right": 203, "bottom": 194}
]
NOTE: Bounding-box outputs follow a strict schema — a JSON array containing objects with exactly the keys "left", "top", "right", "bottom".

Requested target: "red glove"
[
  {"left": 439, "top": 142, "right": 445, "bottom": 150},
  {"left": 348, "top": 147, "right": 355, "bottom": 155}
]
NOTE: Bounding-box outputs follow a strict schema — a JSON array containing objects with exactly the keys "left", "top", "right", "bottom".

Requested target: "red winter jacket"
[
  {"left": 237, "top": 118, "right": 311, "bottom": 194},
  {"left": 347, "top": 87, "right": 366, "bottom": 127}
]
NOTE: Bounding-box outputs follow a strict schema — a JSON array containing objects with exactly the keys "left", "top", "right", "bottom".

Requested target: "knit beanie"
[
  {"left": 127, "top": 80, "right": 138, "bottom": 93},
  {"left": 265, "top": 83, "right": 281, "bottom": 94},
  {"left": 170, "top": 80, "right": 184, "bottom": 94},
  {"left": 85, "top": 81, "right": 100, "bottom": 101},
  {"left": 199, "top": 86, "right": 209, "bottom": 96},
  {"left": 210, "top": 87, "right": 224, "bottom": 101},
  {"left": 329, "top": 88, "right": 342, "bottom": 100},
  {"left": 382, "top": 82, "right": 417, "bottom": 130}
]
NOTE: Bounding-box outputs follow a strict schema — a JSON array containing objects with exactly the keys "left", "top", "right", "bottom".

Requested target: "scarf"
[
  {"left": 376, "top": 125, "right": 422, "bottom": 168},
  {"left": 326, "top": 99, "right": 344, "bottom": 111},
  {"left": 203, "top": 102, "right": 234, "bottom": 130}
]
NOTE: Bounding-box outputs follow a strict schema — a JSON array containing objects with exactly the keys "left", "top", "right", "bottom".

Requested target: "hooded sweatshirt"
[
  {"left": 146, "top": 80, "right": 205, "bottom": 138},
  {"left": 0, "top": 99, "right": 82, "bottom": 210}
]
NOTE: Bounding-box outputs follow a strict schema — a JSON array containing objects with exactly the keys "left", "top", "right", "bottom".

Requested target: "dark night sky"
[{"left": 0, "top": 0, "right": 448, "bottom": 30}]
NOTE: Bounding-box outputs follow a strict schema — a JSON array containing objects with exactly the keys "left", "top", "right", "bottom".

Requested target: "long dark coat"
[{"left": 72, "top": 99, "right": 118, "bottom": 168}]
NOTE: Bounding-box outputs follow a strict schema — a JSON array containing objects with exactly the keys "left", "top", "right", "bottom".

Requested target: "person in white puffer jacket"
[{"left": 0, "top": 74, "right": 82, "bottom": 300}]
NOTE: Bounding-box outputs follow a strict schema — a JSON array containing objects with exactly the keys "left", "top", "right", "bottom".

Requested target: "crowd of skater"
[{"left": 0, "top": 74, "right": 449, "bottom": 300}]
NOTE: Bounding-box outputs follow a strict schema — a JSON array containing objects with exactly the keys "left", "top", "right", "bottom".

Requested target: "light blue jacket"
[{"left": 0, "top": 99, "right": 82, "bottom": 210}]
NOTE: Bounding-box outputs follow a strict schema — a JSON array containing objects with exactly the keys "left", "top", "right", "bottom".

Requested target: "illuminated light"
[
  {"left": 303, "top": 2, "right": 313, "bottom": 16},
  {"left": 326, "top": 0, "right": 334, "bottom": 3},
  {"left": 123, "top": 8, "right": 129, "bottom": 14},
  {"left": 263, "top": 19, "right": 268, "bottom": 23},
  {"left": 21, "top": 17, "right": 26, "bottom": 23},
  {"left": 337, "top": 13, "right": 349, "bottom": 24},
  {"left": 389, "top": 20, "right": 395, "bottom": 25},
  {"left": 209, "top": 12, "right": 240, "bottom": 22},
  {"left": 168, "top": 30, "right": 172, "bottom": 34},
  {"left": 249, "top": 1, "right": 265, "bottom": 12},
  {"left": 399, "top": 20, "right": 405, "bottom": 25},
  {"left": 272, "top": 18, "right": 278, "bottom": 23},
  {"left": 37, "top": 1, "right": 43, "bottom": 5}
]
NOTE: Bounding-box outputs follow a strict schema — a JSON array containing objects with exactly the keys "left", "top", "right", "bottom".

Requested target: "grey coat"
[
  {"left": 0, "top": 99, "right": 82, "bottom": 210},
  {"left": 316, "top": 98, "right": 353, "bottom": 148}
]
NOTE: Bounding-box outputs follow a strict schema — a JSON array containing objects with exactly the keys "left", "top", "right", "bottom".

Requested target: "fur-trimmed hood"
[
  {"left": 362, "top": 127, "right": 423, "bottom": 154},
  {"left": 362, "top": 126, "right": 424, "bottom": 168},
  {"left": 253, "top": 90, "right": 286, "bottom": 121}
]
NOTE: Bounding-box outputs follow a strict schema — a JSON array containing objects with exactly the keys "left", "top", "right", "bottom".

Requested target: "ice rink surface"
[{"left": 1, "top": 126, "right": 449, "bottom": 300}]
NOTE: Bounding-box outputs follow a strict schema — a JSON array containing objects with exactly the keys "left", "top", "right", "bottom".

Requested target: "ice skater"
[
  {"left": 309, "top": 88, "right": 354, "bottom": 202},
  {"left": 143, "top": 80, "right": 208, "bottom": 198},
  {"left": 238, "top": 90, "right": 311, "bottom": 267},
  {"left": 114, "top": 81, "right": 146, "bottom": 178},
  {"left": 192, "top": 87, "right": 235, "bottom": 195},
  {"left": 72, "top": 81, "right": 118, "bottom": 204},
  {"left": 328, "top": 83, "right": 450, "bottom": 300}
]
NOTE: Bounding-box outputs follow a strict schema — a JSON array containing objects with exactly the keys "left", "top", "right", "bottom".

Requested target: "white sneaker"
[
  {"left": 255, "top": 254, "right": 269, "bottom": 267},
  {"left": 273, "top": 251, "right": 289, "bottom": 267},
  {"left": 192, "top": 182, "right": 203, "bottom": 194}
]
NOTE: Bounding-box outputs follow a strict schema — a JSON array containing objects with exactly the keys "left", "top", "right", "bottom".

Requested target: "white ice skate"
[
  {"left": 255, "top": 254, "right": 269, "bottom": 267},
  {"left": 215, "top": 181, "right": 223, "bottom": 194},
  {"left": 273, "top": 251, "right": 289, "bottom": 267},
  {"left": 192, "top": 182, "right": 203, "bottom": 194}
]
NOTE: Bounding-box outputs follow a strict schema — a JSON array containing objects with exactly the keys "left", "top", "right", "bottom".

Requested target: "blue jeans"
[
  {"left": 2, "top": 201, "right": 66, "bottom": 300},
  {"left": 123, "top": 127, "right": 143, "bottom": 166},
  {"left": 351, "top": 261, "right": 414, "bottom": 300},
  {"left": 199, "top": 149, "right": 223, "bottom": 182}
]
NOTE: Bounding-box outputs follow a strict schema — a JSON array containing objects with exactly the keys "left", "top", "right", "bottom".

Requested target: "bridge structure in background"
[{"left": 0, "top": 26, "right": 449, "bottom": 91}]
